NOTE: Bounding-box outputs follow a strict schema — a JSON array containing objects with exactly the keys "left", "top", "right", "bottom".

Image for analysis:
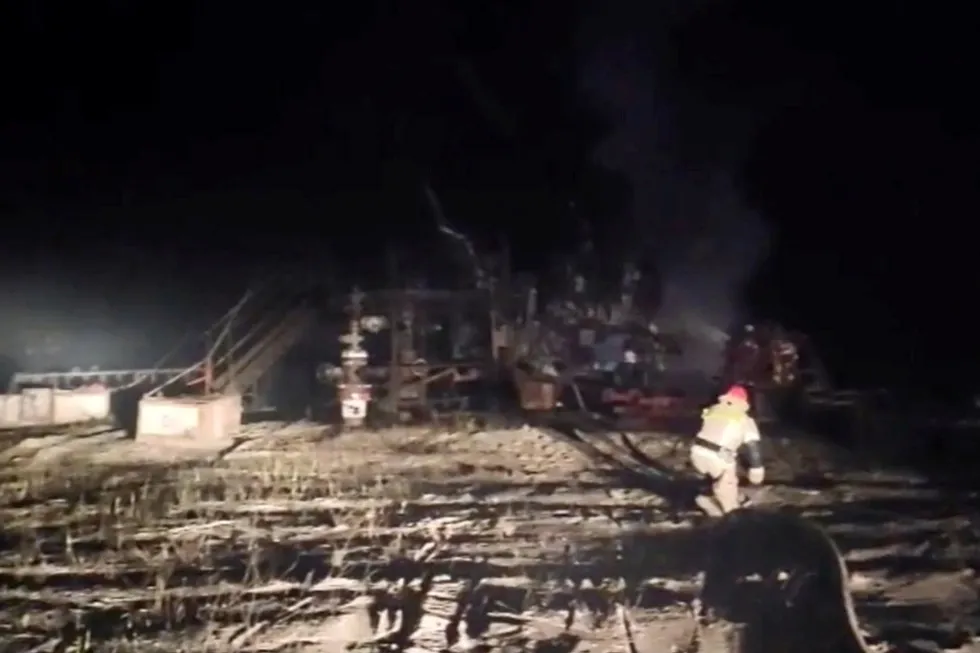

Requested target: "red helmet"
[{"left": 721, "top": 385, "right": 749, "bottom": 403}]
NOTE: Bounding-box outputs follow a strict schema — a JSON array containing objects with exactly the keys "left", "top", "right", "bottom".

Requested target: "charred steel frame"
[{"left": 337, "top": 286, "right": 520, "bottom": 422}]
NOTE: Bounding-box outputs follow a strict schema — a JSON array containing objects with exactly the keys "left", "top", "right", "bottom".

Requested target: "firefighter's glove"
[{"left": 747, "top": 467, "right": 765, "bottom": 485}]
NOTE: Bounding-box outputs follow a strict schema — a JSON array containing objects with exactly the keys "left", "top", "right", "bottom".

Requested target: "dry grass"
[{"left": 0, "top": 425, "right": 721, "bottom": 653}]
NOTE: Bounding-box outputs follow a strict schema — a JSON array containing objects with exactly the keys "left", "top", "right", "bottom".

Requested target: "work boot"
[{"left": 695, "top": 495, "right": 725, "bottom": 517}]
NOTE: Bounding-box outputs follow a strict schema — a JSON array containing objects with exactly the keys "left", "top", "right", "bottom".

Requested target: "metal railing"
[{"left": 150, "top": 277, "right": 318, "bottom": 397}]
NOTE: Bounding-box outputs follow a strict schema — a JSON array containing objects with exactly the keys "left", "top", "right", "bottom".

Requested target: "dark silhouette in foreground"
[{"left": 703, "top": 508, "right": 872, "bottom": 653}]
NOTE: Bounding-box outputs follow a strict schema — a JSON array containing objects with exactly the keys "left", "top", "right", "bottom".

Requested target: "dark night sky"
[{"left": 0, "top": 1, "right": 977, "bottom": 396}]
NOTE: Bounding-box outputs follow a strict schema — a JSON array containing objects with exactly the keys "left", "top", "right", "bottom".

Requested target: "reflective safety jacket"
[{"left": 692, "top": 402, "right": 762, "bottom": 467}]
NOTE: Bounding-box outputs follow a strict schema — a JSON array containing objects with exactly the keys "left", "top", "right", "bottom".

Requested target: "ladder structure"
[
  {"left": 152, "top": 279, "right": 318, "bottom": 404},
  {"left": 207, "top": 294, "right": 315, "bottom": 395}
]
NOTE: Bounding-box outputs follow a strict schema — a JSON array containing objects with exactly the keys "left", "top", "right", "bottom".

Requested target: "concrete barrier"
[
  {"left": 0, "top": 386, "right": 112, "bottom": 428},
  {"left": 136, "top": 394, "right": 243, "bottom": 443},
  {"left": 0, "top": 394, "right": 20, "bottom": 424},
  {"left": 20, "top": 387, "right": 54, "bottom": 423},
  {"left": 53, "top": 387, "right": 112, "bottom": 424}
]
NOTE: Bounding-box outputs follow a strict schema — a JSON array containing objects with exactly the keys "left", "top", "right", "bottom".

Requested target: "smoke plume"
[{"left": 577, "top": 4, "right": 770, "bottom": 374}]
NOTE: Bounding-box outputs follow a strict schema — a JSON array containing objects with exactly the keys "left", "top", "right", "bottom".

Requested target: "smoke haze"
[{"left": 577, "top": 4, "right": 770, "bottom": 373}]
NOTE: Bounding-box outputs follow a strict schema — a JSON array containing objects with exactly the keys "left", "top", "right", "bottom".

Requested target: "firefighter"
[
  {"left": 647, "top": 323, "right": 667, "bottom": 372},
  {"left": 770, "top": 325, "right": 799, "bottom": 387},
  {"left": 690, "top": 385, "right": 765, "bottom": 517},
  {"left": 723, "top": 324, "right": 760, "bottom": 387},
  {"left": 735, "top": 324, "right": 762, "bottom": 384},
  {"left": 616, "top": 340, "right": 646, "bottom": 388}
]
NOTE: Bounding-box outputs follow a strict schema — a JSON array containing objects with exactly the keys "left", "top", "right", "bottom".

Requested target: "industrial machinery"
[
  {"left": 335, "top": 288, "right": 372, "bottom": 428},
  {"left": 120, "top": 217, "right": 843, "bottom": 432},
  {"left": 506, "top": 261, "right": 707, "bottom": 429},
  {"left": 317, "top": 285, "right": 516, "bottom": 428}
]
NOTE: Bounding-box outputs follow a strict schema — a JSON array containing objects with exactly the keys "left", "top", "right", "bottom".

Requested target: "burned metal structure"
[
  {"left": 121, "top": 264, "right": 868, "bottom": 437},
  {"left": 127, "top": 245, "right": 766, "bottom": 431},
  {"left": 1, "top": 209, "right": 867, "bottom": 437},
  {"left": 319, "top": 285, "right": 515, "bottom": 428},
  {"left": 500, "top": 254, "right": 862, "bottom": 430},
  {"left": 506, "top": 259, "right": 708, "bottom": 428}
]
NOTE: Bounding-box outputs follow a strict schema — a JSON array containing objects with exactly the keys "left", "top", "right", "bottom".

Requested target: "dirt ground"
[{"left": 1, "top": 420, "right": 980, "bottom": 652}]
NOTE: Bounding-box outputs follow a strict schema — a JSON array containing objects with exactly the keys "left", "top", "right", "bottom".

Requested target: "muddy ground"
[{"left": 0, "top": 421, "right": 979, "bottom": 652}]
